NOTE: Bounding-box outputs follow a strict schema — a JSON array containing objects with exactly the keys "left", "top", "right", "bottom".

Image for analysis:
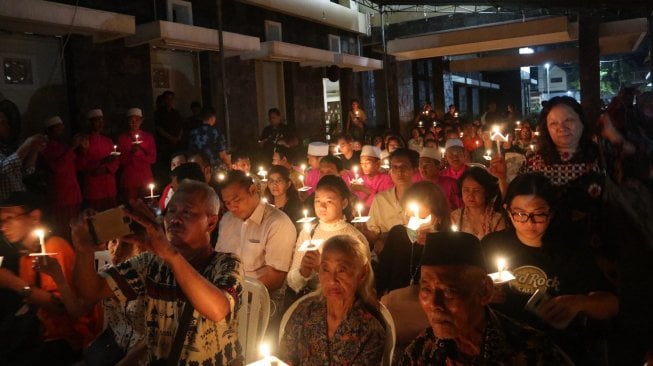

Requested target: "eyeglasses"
[{"left": 509, "top": 211, "right": 550, "bottom": 223}]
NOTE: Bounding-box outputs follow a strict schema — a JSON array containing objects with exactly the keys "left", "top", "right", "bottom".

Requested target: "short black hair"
[
  {"left": 200, "top": 106, "right": 216, "bottom": 121},
  {"left": 390, "top": 148, "right": 418, "bottom": 168},
  {"left": 171, "top": 163, "right": 205, "bottom": 183},
  {"left": 222, "top": 170, "right": 255, "bottom": 191},
  {"left": 335, "top": 133, "right": 353, "bottom": 143},
  {"left": 268, "top": 108, "right": 281, "bottom": 116},
  {"left": 320, "top": 155, "right": 343, "bottom": 172},
  {"left": 188, "top": 151, "right": 212, "bottom": 169},
  {"left": 231, "top": 150, "right": 251, "bottom": 164},
  {"left": 457, "top": 167, "right": 499, "bottom": 203},
  {"left": 273, "top": 145, "right": 290, "bottom": 161}
]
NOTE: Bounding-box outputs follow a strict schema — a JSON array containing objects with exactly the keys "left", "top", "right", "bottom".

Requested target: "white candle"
[
  {"left": 303, "top": 222, "right": 311, "bottom": 233},
  {"left": 497, "top": 257, "right": 507, "bottom": 273},
  {"left": 356, "top": 203, "right": 363, "bottom": 218},
  {"left": 261, "top": 197, "right": 268, "bottom": 204},
  {"left": 409, "top": 202, "right": 419, "bottom": 219},
  {"left": 260, "top": 343, "right": 271, "bottom": 363},
  {"left": 217, "top": 173, "right": 225, "bottom": 181},
  {"left": 451, "top": 224, "right": 459, "bottom": 232},
  {"left": 352, "top": 165, "right": 359, "bottom": 180},
  {"left": 34, "top": 229, "right": 45, "bottom": 254},
  {"left": 383, "top": 159, "right": 389, "bottom": 166},
  {"left": 113, "top": 145, "right": 117, "bottom": 153},
  {"left": 530, "top": 144, "right": 535, "bottom": 151},
  {"left": 491, "top": 125, "right": 502, "bottom": 155},
  {"left": 439, "top": 147, "right": 445, "bottom": 159},
  {"left": 303, "top": 209, "right": 308, "bottom": 220},
  {"left": 135, "top": 134, "right": 140, "bottom": 142},
  {"left": 300, "top": 164, "right": 307, "bottom": 174},
  {"left": 148, "top": 183, "right": 155, "bottom": 197}
]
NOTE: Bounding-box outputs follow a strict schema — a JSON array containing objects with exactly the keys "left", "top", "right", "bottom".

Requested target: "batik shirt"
[
  {"left": 399, "top": 308, "right": 573, "bottom": 366},
  {"left": 189, "top": 124, "right": 227, "bottom": 167},
  {"left": 101, "top": 251, "right": 243, "bottom": 365},
  {"left": 279, "top": 297, "right": 386, "bottom": 366}
]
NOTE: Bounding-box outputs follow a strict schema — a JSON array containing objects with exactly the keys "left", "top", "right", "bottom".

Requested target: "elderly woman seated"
[{"left": 279, "top": 235, "right": 386, "bottom": 365}]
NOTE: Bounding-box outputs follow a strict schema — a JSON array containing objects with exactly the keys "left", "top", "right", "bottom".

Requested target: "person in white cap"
[
  {"left": 418, "top": 147, "right": 461, "bottom": 210},
  {"left": 76, "top": 108, "right": 120, "bottom": 211},
  {"left": 40, "top": 116, "right": 82, "bottom": 232},
  {"left": 304, "top": 141, "right": 329, "bottom": 195},
  {"left": 440, "top": 138, "right": 469, "bottom": 180},
  {"left": 351, "top": 145, "right": 393, "bottom": 212},
  {"left": 116, "top": 107, "right": 156, "bottom": 200}
]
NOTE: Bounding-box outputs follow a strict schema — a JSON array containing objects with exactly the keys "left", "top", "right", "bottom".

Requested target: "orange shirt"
[{"left": 19, "top": 237, "right": 102, "bottom": 350}]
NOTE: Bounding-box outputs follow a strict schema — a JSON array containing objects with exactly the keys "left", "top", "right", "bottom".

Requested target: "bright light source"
[
  {"left": 544, "top": 63, "right": 550, "bottom": 69},
  {"left": 519, "top": 47, "right": 534, "bottom": 54}
]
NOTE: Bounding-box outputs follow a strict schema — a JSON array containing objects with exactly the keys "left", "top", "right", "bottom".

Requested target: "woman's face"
[
  {"left": 546, "top": 104, "right": 584, "bottom": 151},
  {"left": 507, "top": 195, "right": 551, "bottom": 244},
  {"left": 411, "top": 129, "right": 420, "bottom": 138},
  {"left": 461, "top": 177, "right": 486, "bottom": 209},
  {"left": 315, "top": 188, "right": 346, "bottom": 223},
  {"left": 268, "top": 173, "right": 290, "bottom": 197},
  {"left": 319, "top": 249, "right": 365, "bottom": 303},
  {"left": 520, "top": 125, "right": 532, "bottom": 140}
]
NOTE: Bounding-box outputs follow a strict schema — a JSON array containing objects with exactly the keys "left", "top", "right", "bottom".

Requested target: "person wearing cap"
[
  {"left": 0, "top": 112, "right": 47, "bottom": 200},
  {"left": 440, "top": 138, "right": 469, "bottom": 181},
  {"left": 365, "top": 148, "right": 416, "bottom": 255},
  {"left": 117, "top": 107, "right": 156, "bottom": 201},
  {"left": 351, "top": 145, "right": 393, "bottom": 212},
  {"left": 304, "top": 141, "right": 329, "bottom": 195},
  {"left": 419, "top": 146, "right": 461, "bottom": 210},
  {"left": 188, "top": 106, "right": 229, "bottom": 169},
  {"left": 399, "top": 231, "right": 573, "bottom": 365},
  {"left": 75, "top": 108, "right": 120, "bottom": 211},
  {"left": 40, "top": 116, "right": 82, "bottom": 234},
  {"left": 0, "top": 191, "right": 101, "bottom": 364},
  {"left": 335, "top": 133, "right": 361, "bottom": 171}
]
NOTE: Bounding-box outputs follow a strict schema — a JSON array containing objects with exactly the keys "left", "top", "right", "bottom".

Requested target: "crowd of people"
[{"left": 1, "top": 89, "right": 653, "bottom": 365}]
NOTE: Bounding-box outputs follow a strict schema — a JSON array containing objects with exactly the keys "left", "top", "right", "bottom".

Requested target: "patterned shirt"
[
  {"left": 189, "top": 123, "right": 227, "bottom": 167},
  {"left": 520, "top": 153, "right": 600, "bottom": 187},
  {"left": 0, "top": 151, "right": 25, "bottom": 200},
  {"left": 279, "top": 297, "right": 386, "bottom": 366},
  {"left": 399, "top": 308, "right": 573, "bottom": 366},
  {"left": 100, "top": 251, "right": 243, "bottom": 365}
]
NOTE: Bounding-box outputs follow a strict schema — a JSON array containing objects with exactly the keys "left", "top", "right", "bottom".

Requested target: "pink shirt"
[
  {"left": 40, "top": 140, "right": 82, "bottom": 206},
  {"left": 117, "top": 130, "right": 156, "bottom": 189},
  {"left": 440, "top": 165, "right": 468, "bottom": 181},
  {"left": 304, "top": 168, "right": 321, "bottom": 195},
  {"left": 414, "top": 172, "right": 462, "bottom": 210},
  {"left": 355, "top": 172, "right": 394, "bottom": 210},
  {"left": 76, "top": 133, "right": 119, "bottom": 200}
]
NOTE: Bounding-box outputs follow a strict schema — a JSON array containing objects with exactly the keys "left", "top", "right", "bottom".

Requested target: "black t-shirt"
[
  {"left": 340, "top": 151, "right": 361, "bottom": 171},
  {"left": 482, "top": 229, "right": 613, "bottom": 363},
  {"left": 374, "top": 225, "right": 423, "bottom": 296}
]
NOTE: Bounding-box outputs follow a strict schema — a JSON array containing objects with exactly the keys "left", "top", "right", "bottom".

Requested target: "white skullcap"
[
  {"left": 419, "top": 147, "right": 440, "bottom": 162},
  {"left": 126, "top": 108, "right": 143, "bottom": 117},
  {"left": 360, "top": 145, "right": 381, "bottom": 159},
  {"left": 307, "top": 142, "right": 329, "bottom": 157},
  {"left": 44, "top": 116, "right": 63, "bottom": 128},
  {"left": 86, "top": 109, "right": 103, "bottom": 119},
  {"left": 444, "top": 138, "right": 464, "bottom": 150}
]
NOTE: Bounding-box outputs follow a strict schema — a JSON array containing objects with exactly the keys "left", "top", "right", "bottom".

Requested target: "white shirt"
[
  {"left": 216, "top": 202, "right": 297, "bottom": 277},
  {"left": 366, "top": 187, "right": 406, "bottom": 235}
]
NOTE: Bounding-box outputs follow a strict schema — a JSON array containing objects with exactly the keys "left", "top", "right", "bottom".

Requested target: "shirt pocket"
[{"left": 241, "top": 237, "right": 263, "bottom": 272}]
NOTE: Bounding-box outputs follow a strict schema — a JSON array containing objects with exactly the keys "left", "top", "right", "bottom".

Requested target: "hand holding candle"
[
  {"left": 489, "top": 256, "right": 516, "bottom": 284},
  {"left": 34, "top": 228, "right": 45, "bottom": 254}
]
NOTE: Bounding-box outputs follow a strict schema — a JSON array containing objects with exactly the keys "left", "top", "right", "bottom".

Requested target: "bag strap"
[{"left": 166, "top": 251, "right": 217, "bottom": 366}]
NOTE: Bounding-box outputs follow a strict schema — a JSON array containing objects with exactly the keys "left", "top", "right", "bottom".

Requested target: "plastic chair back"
[{"left": 238, "top": 277, "right": 271, "bottom": 363}]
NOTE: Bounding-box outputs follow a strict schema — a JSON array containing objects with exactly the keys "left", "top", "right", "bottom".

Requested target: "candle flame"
[
  {"left": 259, "top": 343, "right": 271, "bottom": 358},
  {"left": 300, "top": 164, "right": 307, "bottom": 171},
  {"left": 497, "top": 257, "right": 507, "bottom": 272},
  {"left": 409, "top": 202, "right": 419, "bottom": 218},
  {"left": 352, "top": 165, "right": 359, "bottom": 173},
  {"left": 492, "top": 125, "right": 500, "bottom": 133},
  {"left": 303, "top": 209, "right": 308, "bottom": 218},
  {"left": 148, "top": 183, "right": 155, "bottom": 190},
  {"left": 217, "top": 173, "right": 225, "bottom": 181},
  {"left": 34, "top": 229, "right": 45, "bottom": 239},
  {"left": 451, "top": 224, "right": 459, "bottom": 232}
]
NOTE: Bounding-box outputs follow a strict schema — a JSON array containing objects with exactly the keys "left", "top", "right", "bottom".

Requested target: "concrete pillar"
[
  {"left": 578, "top": 15, "right": 601, "bottom": 129},
  {"left": 432, "top": 57, "right": 445, "bottom": 117}
]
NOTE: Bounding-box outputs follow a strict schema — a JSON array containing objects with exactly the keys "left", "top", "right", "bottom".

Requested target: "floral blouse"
[{"left": 279, "top": 297, "right": 386, "bottom": 366}]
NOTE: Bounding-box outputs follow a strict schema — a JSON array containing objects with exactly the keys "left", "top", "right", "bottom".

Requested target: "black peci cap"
[
  {"left": 420, "top": 231, "right": 487, "bottom": 272},
  {"left": 0, "top": 191, "right": 42, "bottom": 212}
]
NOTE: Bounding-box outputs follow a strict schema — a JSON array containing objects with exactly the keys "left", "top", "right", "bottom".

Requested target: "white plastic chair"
[
  {"left": 94, "top": 250, "right": 111, "bottom": 272},
  {"left": 278, "top": 293, "right": 396, "bottom": 366},
  {"left": 238, "top": 277, "right": 271, "bottom": 363}
]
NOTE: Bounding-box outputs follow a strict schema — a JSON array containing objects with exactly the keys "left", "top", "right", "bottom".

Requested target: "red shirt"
[
  {"left": 117, "top": 130, "right": 156, "bottom": 189},
  {"left": 76, "top": 133, "right": 119, "bottom": 200},
  {"left": 40, "top": 140, "right": 81, "bottom": 206}
]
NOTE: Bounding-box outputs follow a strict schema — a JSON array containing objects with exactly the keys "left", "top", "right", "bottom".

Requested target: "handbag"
[{"left": 83, "top": 327, "right": 125, "bottom": 366}]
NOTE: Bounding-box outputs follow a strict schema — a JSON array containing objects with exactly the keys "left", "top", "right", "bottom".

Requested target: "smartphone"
[
  {"left": 87, "top": 207, "right": 134, "bottom": 244},
  {"left": 525, "top": 288, "right": 551, "bottom": 317}
]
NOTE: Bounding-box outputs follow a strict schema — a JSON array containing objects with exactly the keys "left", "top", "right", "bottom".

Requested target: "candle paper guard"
[{"left": 489, "top": 257, "right": 516, "bottom": 284}]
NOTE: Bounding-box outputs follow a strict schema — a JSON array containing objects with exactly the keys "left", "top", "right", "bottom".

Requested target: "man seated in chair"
[
  {"left": 399, "top": 232, "right": 573, "bottom": 365},
  {"left": 71, "top": 181, "right": 243, "bottom": 365}
]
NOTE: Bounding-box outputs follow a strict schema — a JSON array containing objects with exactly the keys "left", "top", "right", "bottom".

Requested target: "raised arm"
[{"left": 71, "top": 218, "right": 114, "bottom": 304}]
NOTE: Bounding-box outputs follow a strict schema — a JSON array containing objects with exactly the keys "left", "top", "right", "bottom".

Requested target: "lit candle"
[
  {"left": 217, "top": 173, "right": 225, "bottom": 181},
  {"left": 459, "top": 132, "right": 464, "bottom": 138},
  {"left": 299, "top": 174, "right": 304, "bottom": 185},
  {"left": 261, "top": 197, "right": 268, "bottom": 204},
  {"left": 439, "top": 147, "right": 445, "bottom": 159},
  {"left": 475, "top": 140, "right": 480, "bottom": 147},
  {"left": 451, "top": 224, "right": 459, "bottom": 232},
  {"left": 497, "top": 257, "right": 507, "bottom": 273},
  {"left": 454, "top": 112, "right": 459, "bottom": 118},
  {"left": 529, "top": 144, "right": 535, "bottom": 151},
  {"left": 491, "top": 125, "right": 503, "bottom": 155},
  {"left": 34, "top": 229, "right": 45, "bottom": 254},
  {"left": 355, "top": 110, "right": 360, "bottom": 117},
  {"left": 534, "top": 131, "right": 540, "bottom": 137},
  {"left": 418, "top": 120, "right": 423, "bottom": 127},
  {"left": 303, "top": 209, "right": 308, "bottom": 220},
  {"left": 260, "top": 343, "right": 271, "bottom": 363},
  {"left": 300, "top": 164, "right": 307, "bottom": 174},
  {"left": 148, "top": 183, "right": 155, "bottom": 198},
  {"left": 134, "top": 134, "right": 140, "bottom": 143},
  {"left": 352, "top": 165, "right": 359, "bottom": 180},
  {"left": 383, "top": 159, "right": 389, "bottom": 167},
  {"left": 356, "top": 202, "right": 363, "bottom": 218},
  {"left": 409, "top": 202, "right": 419, "bottom": 219},
  {"left": 113, "top": 145, "right": 117, "bottom": 153},
  {"left": 303, "top": 222, "right": 311, "bottom": 233}
]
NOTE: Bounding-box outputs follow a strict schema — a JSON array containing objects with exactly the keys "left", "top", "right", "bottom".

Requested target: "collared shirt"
[
  {"left": 279, "top": 297, "right": 386, "bottom": 366},
  {"left": 75, "top": 133, "right": 119, "bottom": 200},
  {"left": 188, "top": 123, "right": 227, "bottom": 167},
  {"left": 40, "top": 140, "right": 82, "bottom": 206},
  {"left": 216, "top": 202, "right": 297, "bottom": 276},
  {"left": 354, "top": 172, "right": 394, "bottom": 210},
  {"left": 366, "top": 187, "right": 406, "bottom": 236},
  {"left": 0, "top": 152, "right": 24, "bottom": 200},
  {"left": 117, "top": 130, "right": 156, "bottom": 189},
  {"left": 440, "top": 164, "right": 468, "bottom": 181},
  {"left": 304, "top": 168, "right": 320, "bottom": 195},
  {"left": 101, "top": 251, "right": 243, "bottom": 365},
  {"left": 399, "top": 308, "right": 574, "bottom": 366}
]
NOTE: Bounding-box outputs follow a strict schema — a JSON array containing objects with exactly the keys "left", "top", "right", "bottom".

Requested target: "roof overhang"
[
  {"left": 0, "top": 0, "right": 135, "bottom": 42},
  {"left": 449, "top": 18, "right": 648, "bottom": 72},
  {"left": 241, "top": 40, "right": 335, "bottom": 63},
  {"left": 334, "top": 53, "right": 383, "bottom": 72},
  {"left": 125, "top": 21, "right": 260, "bottom": 56},
  {"left": 388, "top": 16, "right": 573, "bottom": 61}
]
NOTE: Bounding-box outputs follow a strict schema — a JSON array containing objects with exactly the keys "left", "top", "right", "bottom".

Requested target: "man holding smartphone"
[{"left": 71, "top": 181, "right": 243, "bottom": 365}]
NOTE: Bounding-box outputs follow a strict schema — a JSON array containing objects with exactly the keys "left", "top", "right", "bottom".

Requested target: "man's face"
[
  {"left": 337, "top": 139, "right": 352, "bottom": 155},
  {"left": 271, "top": 152, "right": 289, "bottom": 168},
  {"left": 221, "top": 183, "right": 259, "bottom": 220},
  {"left": 307, "top": 155, "right": 322, "bottom": 170},
  {"left": 269, "top": 112, "right": 282, "bottom": 126},
  {"left": 0, "top": 206, "right": 36, "bottom": 244},
  {"left": 319, "top": 162, "right": 339, "bottom": 177},
  {"left": 360, "top": 156, "right": 380, "bottom": 176},
  {"left": 445, "top": 147, "right": 465, "bottom": 170},
  {"left": 419, "top": 265, "right": 490, "bottom": 340},
  {"left": 170, "top": 156, "right": 186, "bottom": 171},
  {"left": 128, "top": 116, "right": 142, "bottom": 131},
  {"left": 232, "top": 158, "right": 251, "bottom": 174},
  {"left": 419, "top": 157, "right": 441, "bottom": 180},
  {"left": 164, "top": 191, "right": 217, "bottom": 248},
  {"left": 389, "top": 156, "right": 414, "bottom": 187},
  {"left": 387, "top": 140, "right": 401, "bottom": 153}
]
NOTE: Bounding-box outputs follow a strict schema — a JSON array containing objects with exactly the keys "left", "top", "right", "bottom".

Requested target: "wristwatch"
[{"left": 19, "top": 285, "right": 32, "bottom": 299}]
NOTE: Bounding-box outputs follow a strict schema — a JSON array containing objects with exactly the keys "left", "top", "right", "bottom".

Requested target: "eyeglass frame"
[{"left": 507, "top": 210, "right": 551, "bottom": 224}]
